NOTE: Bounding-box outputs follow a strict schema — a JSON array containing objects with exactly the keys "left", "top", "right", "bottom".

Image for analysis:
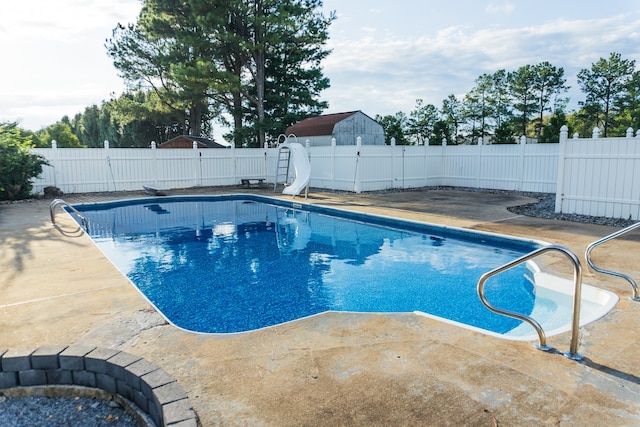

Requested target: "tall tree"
[
  {"left": 108, "top": 91, "right": 186, "bottom": 146},
  {"left": 106, "top": 0, "right": 213, "bottom": 136},
  {"left": 467, "top": 74, "right": 494, "bottom": 138},
  {"left": 567, "top": 103, "right": 602, "bottom": 138},
  {"left": 460, "top": 70, "right": 513, "bottom": 143},
  {"left": 37, "top": 122, "right": 84, "bottom": 148},
  {"left": 611, "top": 69, "right": 640, "bottom": 134},
  {"left": 258, "top": 8, "right": 332, "bottom": 144},
  {"left": 532, "top": 61, "right": 569, "bottom": 139},
  {"left": 461, "top": 91, "right": 483, "bottom": 143},
  {"left": 79, "top": 106, "right": 102, "bottom": 147},
  {"left": 441, "top": 94, "right": 463, "bottom": 144},
  {"left": 375, "top": 113, "right": 409, "bottom": 145},
  {"left": 508, "top": 65, "right": 538, "bottom": 137},
  {"left": 540, "top": 110, "right": 569, "bottom": 143},
  {"left": 407, "top": 99, "right": 439, "bottom": 144},
  {"left": 489, "top": 69, "right": 512, "bottom": 130},
  {"left": 577, "top": 52, "right": 636, "bottom": 136},
  {"left": 432, "top": 120, "right": 452, "bottom": 146},
  {"left": 194, "top": 0, "right": 334, "bottom": 147}
]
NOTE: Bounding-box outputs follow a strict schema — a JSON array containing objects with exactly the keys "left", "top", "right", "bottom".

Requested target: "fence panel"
[
  {"left": 394, "top": 145, "right": 428, "bottom": 189},
  {"left": 477, "top": 144, "right": 522, "bottom": 191},
  {"left": 425, "top": 145, "right": 444, "bottom": 186},
  {"left": 522, "top": 144, "right": 558, "bottom": 193},
  {"left": 227, "top": 148, "right": 268, "bottom": 186},
  {"left": 152, "top": 148, "right": 197, "bottom": 189},
  {"left": 33, "top": 148, "right": 114, "bottom": 194},
  {"left": 307, "top": 146, "right": 335, "bottom": 189},
  {"left": 557, "top": 133, "right": 640, "bottom": 220},
  {"left": 441, "top": 145, "right": 481, "bottom": 188},
  {"left": 32, "top": 142, "right": 559, "bottom": 195},
  {"left": 31, "top": 134, "right": 638, "bottom": 221},
  {"left": 358, "top": 145, "right": 394, "bottom": 192},
  {"left": 329, "top": 145, "right": 361, "bottom": 192},
  {"left": 105, "top": 148, "right": 159, "bottom": 191}
]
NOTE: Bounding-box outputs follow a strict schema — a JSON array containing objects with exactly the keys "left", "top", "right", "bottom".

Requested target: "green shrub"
[{"left": 0, "top": 122, "right": 49, "bottom": 200}]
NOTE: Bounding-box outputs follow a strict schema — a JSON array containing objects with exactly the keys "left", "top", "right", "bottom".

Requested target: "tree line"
[
  {"left": 376, "top": 52, "right": 640, "bottom": 145},
  {"left": 34, "top": 50, "right": 640, "bottom": 149}
]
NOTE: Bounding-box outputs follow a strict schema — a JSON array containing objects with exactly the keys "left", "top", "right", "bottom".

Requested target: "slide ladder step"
[{"left": 273, "top": 146, "right": 291, "bottom": 191}]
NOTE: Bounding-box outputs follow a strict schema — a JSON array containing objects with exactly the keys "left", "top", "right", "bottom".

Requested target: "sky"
[{"left": 2, "top": 0, "right": 640, "bottom": 138}]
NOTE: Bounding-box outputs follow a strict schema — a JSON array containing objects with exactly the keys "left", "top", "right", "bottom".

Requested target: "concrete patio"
[{"left": 1, "top": 187, "right": 640, "bottom": 426}]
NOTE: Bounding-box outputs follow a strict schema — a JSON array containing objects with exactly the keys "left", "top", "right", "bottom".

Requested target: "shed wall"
[{"left": 333, "top": 112, "right": 385, "bottom": 146}]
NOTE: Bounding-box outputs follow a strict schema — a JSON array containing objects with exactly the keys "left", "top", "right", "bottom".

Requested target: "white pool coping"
[{"left": 415, "top": 269, "right": 619, "bottom": 342}]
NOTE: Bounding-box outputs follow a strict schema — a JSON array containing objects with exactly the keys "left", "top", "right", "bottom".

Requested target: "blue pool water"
[{"left": 75, "top": 195, "right": 547, "bottom": 334}]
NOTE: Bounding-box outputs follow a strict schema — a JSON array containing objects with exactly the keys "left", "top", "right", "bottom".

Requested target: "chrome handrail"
[
  {"left": 585, "top": 222, "right": 640, "bottom": 301},
  {"left": 50, "top": 198, "right": 88, "bottom": 230},
  {"left": 477, "top": 244, "right": 584, "bottom": 361}
]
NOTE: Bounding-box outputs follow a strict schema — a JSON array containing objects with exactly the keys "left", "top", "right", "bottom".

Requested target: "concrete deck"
[{"left": 2, "top": 187, "right": 640, "bottom": 426}]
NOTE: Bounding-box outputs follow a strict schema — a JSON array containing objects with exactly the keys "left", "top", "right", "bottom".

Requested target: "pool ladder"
[
  {"left": 273, "top": 134, "right": 297, "bottom": 192},
  {"left": 50, "top": 198, "right": 88, "bottom": 231},
  {"left": 585, "top": 222, "right": 640, "bottom": 301},
  {"left": 477, "top": 244, "right": 584, "bottom": 361}
]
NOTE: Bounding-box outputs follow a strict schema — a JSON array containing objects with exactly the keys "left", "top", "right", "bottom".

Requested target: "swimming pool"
[{"left": 73, "top": 195, "right": 618, "bottom": 338}]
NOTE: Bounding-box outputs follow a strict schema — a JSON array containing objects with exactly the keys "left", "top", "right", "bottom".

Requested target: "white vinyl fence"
[
  {"left": 31, "top": 128, "right": 640, "bottom": 220},
  {"left": 556, "top": 126, "right": 640, "bottom": 220},
  {"left": 33, "top": 141, "right": 269, "bottom": 194},
  {"left": 33, "top": 137, "right": 558, "bottom": 194}
]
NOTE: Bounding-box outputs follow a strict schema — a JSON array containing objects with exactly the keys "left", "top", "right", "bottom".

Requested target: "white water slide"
[{"left": 281, "top": 142, "right": 311, "bottom": 196}]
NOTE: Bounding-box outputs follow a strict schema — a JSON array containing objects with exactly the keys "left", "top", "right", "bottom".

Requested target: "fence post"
[
  {"left": 104, "top": 140, "right": 115, "bottom": 192},
  {"left": 193, "top": 140, "right": 200, "bottom": 187},
  {"left": 231, "top": 141, "right": 237, "bottom": 186},
  {"left": 592, "top": 127, "right": 601, "bottom": 138},
  {"left": 354, "top": 136, "right": 362, "bottom": 194},
  {"left": 50, "top": 140, "right": 58, "bottom": 190},
  {"left": 306, "top": 140, "right": 311, "bottom": 175},
  {"left": 518, "top": 135, "right": 527, "bottom": 191},
  {"left": 476, "top": 137, "right": 483, "bottom": 189},
  {"left": 626, "top": 127, "right": 634, "bottom": 138},
  {"left": 555, "top": 125, "right": 569, "bottom": 213},
  {"left": 151, "top": 141, "right": 158, "bottom": 187},
  {"left": 331, "top": 137, "right": 336, "bottom": 190},
  {"left": 263, "top": 141, "right": 268, "bottom": 183},
  {"left": 423, "top": 137, "right": 429, "bottom": 187},
  {"left": 391, "top": 136, "right": 396, "bottom": 189}
]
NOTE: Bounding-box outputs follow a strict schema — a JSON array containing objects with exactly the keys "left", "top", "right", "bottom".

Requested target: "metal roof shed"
[{"left": 285, "top": 111, "right": 385, "bottom": 146}]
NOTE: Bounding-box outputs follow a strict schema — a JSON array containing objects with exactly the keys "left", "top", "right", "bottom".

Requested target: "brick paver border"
[{"left": 0, "top": 345, "right": 198, "bottom": 427}]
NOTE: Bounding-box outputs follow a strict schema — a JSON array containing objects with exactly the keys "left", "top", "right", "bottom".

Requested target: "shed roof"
[{"left": 285, "top": 111, "right": 359, "bottom": 137}]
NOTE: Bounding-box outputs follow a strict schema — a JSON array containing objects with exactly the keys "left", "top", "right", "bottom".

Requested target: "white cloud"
[
  {"left": 3, "top": 0, "right": 139, "bottom": 41},
  {"left": 486, "top": 2, "right": 515, "bottom": 15},
  {"left": 322, "top": 14, "right": 640, "bottom": 116},
  {"left": 0, "top": 0, "right": 140, "bottom": 130}
]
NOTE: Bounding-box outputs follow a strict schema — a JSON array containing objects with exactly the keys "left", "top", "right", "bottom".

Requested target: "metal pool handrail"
[
  {"left": 477, "top": 244, "right": 584, "bottom": 361},
  {"left": 585, "top": 222, "right": 640, "bottom": 301},
  {"left": 50, "top": 198, "right": 88, "bottom": 230}
]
